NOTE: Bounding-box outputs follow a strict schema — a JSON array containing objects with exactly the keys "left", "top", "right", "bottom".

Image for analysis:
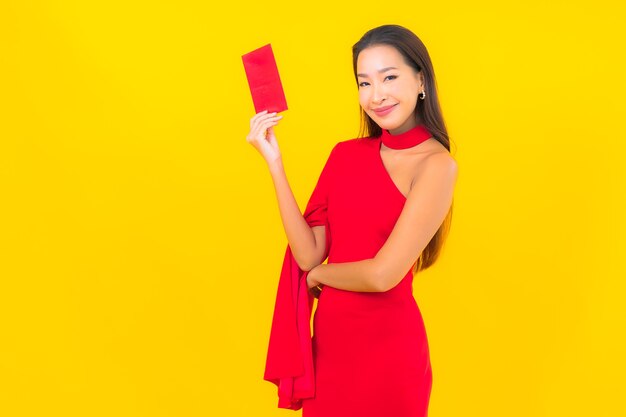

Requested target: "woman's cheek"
[{"left": 390, "top": 84, "right": 404, "bottom": 97}]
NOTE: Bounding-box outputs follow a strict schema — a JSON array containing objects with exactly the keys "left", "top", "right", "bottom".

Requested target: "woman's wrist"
[
  {"left": 307, "top": 268, "right": 324, "bottom": 297},
  {"left": 267, "top": 156, "right": 284, "bottom": 174},
  {"left": 309, "top": 265, "right": 325, "bottom": 286}
]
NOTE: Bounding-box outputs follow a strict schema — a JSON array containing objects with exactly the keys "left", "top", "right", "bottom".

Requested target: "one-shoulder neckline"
[{"left": 374, "top": 138, "right": 408, "bottom": 201}]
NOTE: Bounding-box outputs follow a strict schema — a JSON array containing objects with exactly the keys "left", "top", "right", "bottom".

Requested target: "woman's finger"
[
  {"left": 252, "top": 110, "right": 273, "bottom": 120},
  {"left": 252, "top": 113, "right": 281, "bottom": 127},
  {"left": 253, "top": 117, "right": 282, "bottom": 137},
  {"left": 249, "top": 110, "right": 270, "bottom": 127}
]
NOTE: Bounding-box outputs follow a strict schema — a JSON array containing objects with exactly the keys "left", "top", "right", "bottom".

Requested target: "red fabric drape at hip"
[{"left": 263, "top": 144, "right": 337, "bottom": 410}]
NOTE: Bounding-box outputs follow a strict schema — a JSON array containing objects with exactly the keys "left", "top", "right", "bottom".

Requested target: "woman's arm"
[
  {"left": 308, "top": 154, "right": 458, "bottom": 292},
  {"left": 268, "top": 159, "right": 324, "bottom": 271},
  {"left": 308, "top": 259, "right": 381, "bottom": 292},
  {"left": 246, "top": 111, "right": 325, "bottom": 272}
]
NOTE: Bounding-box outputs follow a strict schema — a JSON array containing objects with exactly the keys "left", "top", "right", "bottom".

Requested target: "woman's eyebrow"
[{"left": 356, "top": 67, "right": 398, "bottom": 78}]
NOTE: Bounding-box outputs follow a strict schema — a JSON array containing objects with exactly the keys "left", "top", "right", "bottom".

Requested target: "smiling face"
[{"left": 356, "top": 44, "right": 424, "bottom": 135}]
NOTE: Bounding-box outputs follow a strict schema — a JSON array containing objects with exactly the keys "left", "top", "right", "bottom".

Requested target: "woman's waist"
[
  {"left": 317, "top": 283, "right": 418, "bottom": 311},
  {"left": 314, "top": 287, "right": 426, "bottom": 333}
]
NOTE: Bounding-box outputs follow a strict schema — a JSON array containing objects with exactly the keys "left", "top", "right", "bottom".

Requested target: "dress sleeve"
[
  {"left": 303, "top": 143, "right": 339, "bottom": 226},
  {"left": 263, "top": 143, "right": 340, "bottom": 410},
  {"left": 302, "top": 142, "right": 340, "bottom": 261}
]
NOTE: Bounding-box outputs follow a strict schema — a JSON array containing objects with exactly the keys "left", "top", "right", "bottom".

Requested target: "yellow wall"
[{"left": 1, "top": 1, "right": 624, "bottom": 416}]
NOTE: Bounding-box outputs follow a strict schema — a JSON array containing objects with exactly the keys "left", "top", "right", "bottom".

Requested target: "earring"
[{"left": 419, "top": 91, "right": 426, "bottom": 100}]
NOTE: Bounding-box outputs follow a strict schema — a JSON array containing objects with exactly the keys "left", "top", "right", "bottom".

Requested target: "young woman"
[{"left": 249, "top": 24, "right": 458, "bottom": 417}]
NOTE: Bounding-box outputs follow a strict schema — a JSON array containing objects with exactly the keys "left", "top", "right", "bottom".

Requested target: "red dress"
[{"left": 264, "top": 130, "right": 433, "bottom": 416}]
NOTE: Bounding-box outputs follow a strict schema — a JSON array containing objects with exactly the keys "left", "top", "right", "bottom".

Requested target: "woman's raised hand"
[{"left": 246, "top": 110, "right": 284, "bottom": 166}]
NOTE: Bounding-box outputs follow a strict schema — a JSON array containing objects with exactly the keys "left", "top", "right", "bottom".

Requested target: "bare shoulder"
[
  {"left": 427, "top": 151, "right": 457, "bottom": 172},
  {"left": 413, "top": 146, "right": 458, "bottom": 187}
]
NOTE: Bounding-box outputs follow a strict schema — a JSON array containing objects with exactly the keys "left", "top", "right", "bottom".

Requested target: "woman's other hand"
[
  {"left": 246, "top": 110, "right": 284, "bottom": 166},
  {"left": 306, "top": 267, "right": 324, "bottom": 298}
]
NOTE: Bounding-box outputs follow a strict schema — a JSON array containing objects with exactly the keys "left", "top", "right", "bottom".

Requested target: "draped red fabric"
[{"left": 263, "top": 144, "right": 338, "bottom": 410}]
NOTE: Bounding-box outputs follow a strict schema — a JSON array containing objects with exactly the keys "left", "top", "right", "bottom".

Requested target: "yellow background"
[{"left": 1, "top": 1, "right": 624, "bottom": 416}]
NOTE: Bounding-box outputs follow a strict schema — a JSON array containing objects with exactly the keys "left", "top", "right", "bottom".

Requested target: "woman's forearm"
[
  {"left": 310, "top": 259, "right": 382, "bottom": 292},
  {"left": 268, "top": 159, "right": 318, "bottom": 271}
]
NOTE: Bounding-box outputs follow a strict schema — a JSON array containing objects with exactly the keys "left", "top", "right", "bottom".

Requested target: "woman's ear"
[{"left": 417, "top": 70, "right": 425, "bottom": 90}]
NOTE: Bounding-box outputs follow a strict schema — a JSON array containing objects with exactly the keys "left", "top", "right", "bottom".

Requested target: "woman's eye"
[{"left": 359, "top": 76, "right": 397, "bottom": 88}]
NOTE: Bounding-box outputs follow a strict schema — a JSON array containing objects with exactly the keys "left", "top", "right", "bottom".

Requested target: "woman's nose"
[{"left": 371, "top": 84, "right": 386, "bottom": 103}]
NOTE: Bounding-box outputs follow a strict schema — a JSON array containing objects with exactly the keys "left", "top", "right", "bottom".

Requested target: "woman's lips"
[{"left": 373, "top": 104, "right": 397, "bottom": 116}]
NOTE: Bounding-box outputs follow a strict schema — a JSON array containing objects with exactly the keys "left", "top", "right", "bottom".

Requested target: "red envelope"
[{"left": 242, "top": 43, "right": 288, "bottom": 114}]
